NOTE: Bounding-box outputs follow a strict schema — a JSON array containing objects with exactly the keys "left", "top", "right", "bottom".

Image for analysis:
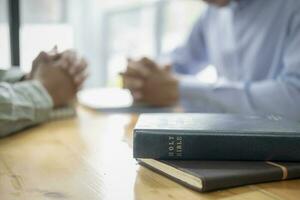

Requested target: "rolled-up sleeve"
[{"left": 0, "top": 80, "right": 53, "bottom": 137}]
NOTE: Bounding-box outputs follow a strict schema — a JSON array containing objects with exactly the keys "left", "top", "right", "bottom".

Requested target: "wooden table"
[{"left": 0, "top": 107, "right": 299, "bottom": 200}]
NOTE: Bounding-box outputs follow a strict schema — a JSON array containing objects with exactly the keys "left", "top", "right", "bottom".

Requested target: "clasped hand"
[
  {"left": 121, "top": 57, "right": 179, "bottom": 107},
  {"left": 27, "top": 47, "right": 88, "bottom": 107}
]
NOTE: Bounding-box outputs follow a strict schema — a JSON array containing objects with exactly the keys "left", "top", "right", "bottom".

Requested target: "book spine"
[
  {"left": 134, "top": 131, "right": 184, "bottom": 159},
  {"left": 133, "top": 130, "right": 300, "bottom": 161}
]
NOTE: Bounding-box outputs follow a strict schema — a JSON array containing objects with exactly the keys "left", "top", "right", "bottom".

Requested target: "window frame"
[{"left": 8, "top": 0, "right": 20, "bottom": 67}]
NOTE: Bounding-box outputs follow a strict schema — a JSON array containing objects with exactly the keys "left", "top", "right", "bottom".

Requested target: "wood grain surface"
[{"left": 0, "top": 106, "right": 299, "bottom": 200}]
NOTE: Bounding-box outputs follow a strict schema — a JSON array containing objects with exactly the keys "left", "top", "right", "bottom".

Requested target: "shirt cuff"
[
  {"left": 13, "top": 80, "right": 54, "bottom": 123},
  {"left": 1, "top": 67, "right": 26, "bottom": 83},
  {"left": 178, "top": 76, "right": 225, "bottom": 113}
]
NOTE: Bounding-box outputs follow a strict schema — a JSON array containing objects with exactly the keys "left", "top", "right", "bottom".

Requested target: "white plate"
[{"left": 77, "top": 88, "right": 133, "bottom": 109}]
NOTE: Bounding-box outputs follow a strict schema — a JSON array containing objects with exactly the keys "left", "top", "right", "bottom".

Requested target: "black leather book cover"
[
  {"left": 133, "top": 114, "right": 300, "bottom": 161},
  {"left": 138, "top": 159, "right": 300, "bottom": 192}
]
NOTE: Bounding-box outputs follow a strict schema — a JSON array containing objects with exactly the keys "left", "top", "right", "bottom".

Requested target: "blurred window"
[
  {"left": 20, "top": 0, "right": 73, "bottom": 72},
  {"left": 162, "top": 0, "right": 203, "bottom": 53},
  {"left": 3, "top": 0, "right": 205, "bottom": 85},
  {"left": 104, "top": 0, "right": 204, "bottom": 86},
  {"left": 0, "top": 0, "right": 10, "bottom": 69},
  {"left": 105, "top": 3, "right": 157, "bottom": 86}
]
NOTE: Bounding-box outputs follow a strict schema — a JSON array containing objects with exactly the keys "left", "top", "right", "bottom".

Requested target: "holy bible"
[{"left": 133, "top": 114, "right": 300, "bottom": 161}]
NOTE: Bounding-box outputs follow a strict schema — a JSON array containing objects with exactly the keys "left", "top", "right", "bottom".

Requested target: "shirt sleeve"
[
  {"left": 0, "top": 80, "right": 53, "bottom": 137},
  {"left": 179, "top": 7, "right": 300, "bottom": 120},
  {"left": 0, "top": 68, "right": 26, "bottom": 83},
  {"left": 170, "top": 8, "right": 210, "bottom": 75}
]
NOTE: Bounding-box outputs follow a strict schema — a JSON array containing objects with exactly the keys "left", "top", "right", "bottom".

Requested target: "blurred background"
[{"left": 0, "top": 0, "right": 207, "bottom": 88}]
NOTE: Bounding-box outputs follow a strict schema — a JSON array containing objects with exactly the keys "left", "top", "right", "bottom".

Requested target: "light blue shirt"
[{"left": 171, "top": 0, "right": 300, "bottom": 120}]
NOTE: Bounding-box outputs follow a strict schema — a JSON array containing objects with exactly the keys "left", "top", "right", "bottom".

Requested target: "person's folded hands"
[
  {"left": 28, "top": 48, "right": 89, "bottom": 107},
  {"left": 121, "top": 57, "right": 179, "bottom": 107},
  {"left": 121, "top": 57, "right": 153, "bottom": 101}
]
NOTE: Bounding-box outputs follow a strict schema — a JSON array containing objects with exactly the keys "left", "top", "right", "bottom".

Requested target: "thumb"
[
  {"left": 48, "top": 45, "right": 60, "bottom": 60},
  {"left": 37, "top": 51, "right": 50, "bottom": 62},
  {"left": 127, "top": 57, "right": 133, "bottom": 63},
  {"left": 52, "top": 45, "right": 58, "bottom": 52},
  {"left": 164, "top": 64, "right": 172, "bottom": 72}
]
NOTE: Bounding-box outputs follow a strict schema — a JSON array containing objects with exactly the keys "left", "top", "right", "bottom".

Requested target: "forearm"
[
  {"left": 179, "top": 76, "right": 300, "bottom": 120},
  {"left": 0, "top": 80, "right": 53, "bottom": 137}
]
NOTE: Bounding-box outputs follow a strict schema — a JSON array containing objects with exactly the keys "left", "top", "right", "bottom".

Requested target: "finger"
[
  {"left": 52, "top": 58, "right": 69, "bottom": 69},
  {"left": 47, "top": 46, "right": 61, "bottom": 60},
  {"left": 47, "top": 53, "right": 61, "bottom": 61},
  {"left": 76, "top": 73, "right": 89, "bottom": 91},
  {"left": 49, "top": 45, "right": 58, "bottom": 54},
  {"left": 122, "top": 75, "right": 144, "bottom": 90},
  {"left": 74, "top": 72, "right": 89, "bottom": 89},
  {"left": 61, "top": 50, "right": 78, "bottom": 67},
  {"left": 132, "top": 90, "right": 143, "bottom": 101},
  {"left": 35, "top": 51, "right": 48, "bottom": 62},
  {"left": 125, "top": 65, "right": 142, "bottom": 77},
  {"left": 63, "top": 50, "right": 77, "bottom": 60},
  {"left": 140, "top": 57, "right": 159, "bottom": 71},
  {"left": 127, "top": 60, "right": 151, "bottom": 77},
  {"left": 69, "top": 59, "right": 88, "bottom": 76},
  {"left": 120, "top": 71, "right": 144, "bottom": 80},
  {"left": 31, "top": 51, "right": 48, "bottom": 75},
  {"left": 127, "top": 57, "right": 133, "bottom": 63},
  {"left": 124, "top": 77, "right": 144, "bottom": 90},
  {"left": 164, "top": 64, "right": 172, "bottom": 72},
  {"left": 56, "top": 51, "right": 76, "bottom": 70}
]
